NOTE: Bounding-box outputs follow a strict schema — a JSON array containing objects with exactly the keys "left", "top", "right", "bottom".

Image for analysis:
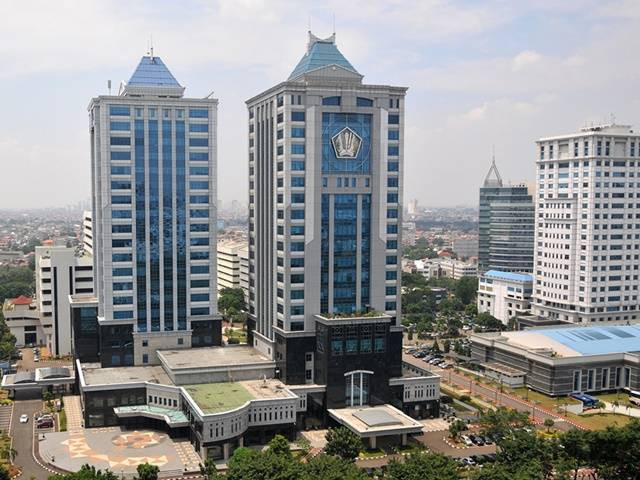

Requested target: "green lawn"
[
  {"left": 596, "top": 392, "right": 630, "bottom": 405},
  {"left": 510, "top": 387, "right": 580, "bottom": 411},
  {"left": 184, "top": 382, "right": 254, "bottom": 414},
  {"left": 566, "top": 412, "right": 632, "bottom": 430},
  {"left": 359, "top": 448, "right": 385, "bottom": 459},
  {"left": 58, "top": 409, "right": 67, "bottom": 432}
]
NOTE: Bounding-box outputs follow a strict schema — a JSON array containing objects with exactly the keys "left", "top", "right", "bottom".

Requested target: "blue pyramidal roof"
[
  {"left": 288, "top": 32, "right": 359, "bottom": 80},
  {"left": 128, "top": 56, "right": 181, "bottom": 87}
]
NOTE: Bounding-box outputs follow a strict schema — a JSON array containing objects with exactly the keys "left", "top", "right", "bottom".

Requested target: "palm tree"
[{"left": 0, "top": 444, "right": 17, "bottom": 462}]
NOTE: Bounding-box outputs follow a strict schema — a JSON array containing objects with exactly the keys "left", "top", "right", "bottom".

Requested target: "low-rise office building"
[
  {"left": 71, "top": 343, "right": 439, "bottom": 461},
  {"left": 477, "top": 270, "right": 533, "bottom": 325},
  {"left": 471, "top": 324, "right": 640, "bottom": 395},
  {"left": 2, "top": 295, "right": 42, "bottom": 347}
]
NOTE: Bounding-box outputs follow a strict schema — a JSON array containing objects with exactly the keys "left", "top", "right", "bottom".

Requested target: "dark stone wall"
[{"left": 275, "top": 333, "right": 316, "bottom": 384}]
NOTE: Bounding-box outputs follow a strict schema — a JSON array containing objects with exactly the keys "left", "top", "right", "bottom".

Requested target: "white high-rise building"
[
  {"left": 89, "top": 54, "right": 219, "bottom": 366},
  {"left": 533, "top": 124, "right": 640, "bottom": 323},
  {"left": 35, "top": 246, "right": 94, "bottom": 356}
]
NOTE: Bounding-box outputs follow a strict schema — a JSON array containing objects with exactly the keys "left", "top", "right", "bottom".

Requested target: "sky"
[{"left": 1, "top": 0, "right": 640, "bottom": 209}]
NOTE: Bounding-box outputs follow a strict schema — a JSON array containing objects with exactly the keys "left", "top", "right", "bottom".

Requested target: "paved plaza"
[{"left": 39, "top": 427, "right": 201, "bottom": 476}]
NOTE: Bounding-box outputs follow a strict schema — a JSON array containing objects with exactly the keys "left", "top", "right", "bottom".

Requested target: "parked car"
[
  {"left": 461, "top": 457, "right": 476, "bottom": 466},
  {"left": 37, "top": 419, "right": 54, "bottom": 429},
  {"left": 461, "top": 435, "right": 474, "bottom": 447},
  {"left": 19, "top": 414, "right": 28, "bottom": 423}
]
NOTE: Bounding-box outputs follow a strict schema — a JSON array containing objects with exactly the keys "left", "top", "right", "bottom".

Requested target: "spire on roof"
[
  {"left": 288, "top": 31, "right": 360, "bottom": 81},
  {"left": 483, "top": 153, "right": 503, "bottom": 187}
]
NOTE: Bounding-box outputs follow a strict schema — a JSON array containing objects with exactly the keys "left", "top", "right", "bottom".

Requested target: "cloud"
[{"left": 511, "top": 50, "right": 542, "bottom": 71}]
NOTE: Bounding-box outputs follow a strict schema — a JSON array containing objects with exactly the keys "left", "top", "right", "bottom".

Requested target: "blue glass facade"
[
  {"left": 320, "top": 193, "right": 372, "bottom": 314},
  {"left": 322, "top": 113, "right": 371, "bottom": 173},
  {"left": 149, "top": 120, "right": 160, "bottom": 331},
  {"left": 176, "top": 120, "right": 187, "bottom": 330},
  {"left": 162, "top": 120, "right": 174, "bottom": 331},
  {"left": 134, "top": 119, "right": 147, "bottom": 332}
]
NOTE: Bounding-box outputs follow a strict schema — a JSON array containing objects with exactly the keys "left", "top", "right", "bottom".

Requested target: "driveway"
[
  {"left": 11, "top": 399, "right": 52, "bottom": 480},
  {"left": 414, "top": 430, "right": 497, "bottom": 458}
]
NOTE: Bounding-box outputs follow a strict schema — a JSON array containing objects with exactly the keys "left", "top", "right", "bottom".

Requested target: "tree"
[
  {"left": 455, "top": 276, "right": 478, "bottom": 305},
  {"left": 324, "top": 427, "right": 362, "bottom": 461},
  {"left": 134, "top": 463, "right": 159, "bottom": 480},
  {"left": 543, "top": 418, "right": 554, "bottom": 433},
  {"left": 218, "top": 288, "right": 246, "bottom": 317},
  {"left": 200, "top": 459, "right": 223, "bottom": 480},
  {"left": 300, "top": 454, "right": 367, "bottom": 480},
  {"left": 226, "top": 447, "right": 303, "bottom": 480},
  {"left": 386, "top": 452, "right": 460, "bottom": 480},
  {"left": 268, "top": 434, "right": 291, "bottom": 457},
  {"left": 49, "top": 465, "right": 119, "bottom": 480},
  {"left": 476, "top": 312, "right": 504, "bottom": 331},
  {"left": 443, "top": 339, "right": 451, "bottom": 353},
  {"left": 478, "top": 407, "right": 531, "bottom": 442},
  {"left": 448, "top": 419, "right": 466, "bottom": 441},
  {"left": 465, "top": 303, "right": 478, "bottom": 317},
  {"left": 0, "top": 467, "right": 9, "bottom": 480},
  {"left": 431, "top": 338, "right": 441, "bottom": 354}
]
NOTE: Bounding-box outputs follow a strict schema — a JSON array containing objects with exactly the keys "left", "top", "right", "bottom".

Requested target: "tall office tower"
[
  {"left": 88, "top": 54, "right": 220, "bottom": 367},
  {"left": 247, "top": 32, "right": 406, "bottom": 407},
  {"left": 533, "top": 124, "right": 640, "bottom": 324},
  {"left": 35, "top": 246, "right": 94, "bottom": 356},
  {"left": 478, "top": 159, "right": 534, "bottom": 273}
]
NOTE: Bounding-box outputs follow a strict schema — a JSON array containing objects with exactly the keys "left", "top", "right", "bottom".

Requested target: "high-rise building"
[
  {"left": 246, "top": 32, "right": 424, "bottom": 411},
  {"left": 216, "top": 240, "right": 247, "bottom": 293},
  {"left": 533, "top": 124, "right": 640, "bottom": 323},
  {"left": 88, "top": 54, "right": 220, "bottom": 366},
  {"left": 35, "top": 245, "right": 94, "bottom": 356},
  {"left": 82, "top": 210, "right": 93, "bottom": 256},
  {"left": 478, "top": 159, "right": 534, "bottom": 273}
]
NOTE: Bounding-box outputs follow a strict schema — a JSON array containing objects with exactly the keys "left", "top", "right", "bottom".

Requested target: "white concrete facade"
[
  {"left": 477, "top": 270, "right": 533, "bottom": 324},
  {"left": 533, "top": 124, "right": 640, "bottom": 323},
  {"left": 35, "top": 246, "right": 94, "bottom": 356}
]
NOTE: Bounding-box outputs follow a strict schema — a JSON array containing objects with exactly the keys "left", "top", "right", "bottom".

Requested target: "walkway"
[
  {"left": 63, "top": 396, "right": 83, "bottom": 434},
  {"left": 602, "top": 401, "right": 640, "bottom": 418}
]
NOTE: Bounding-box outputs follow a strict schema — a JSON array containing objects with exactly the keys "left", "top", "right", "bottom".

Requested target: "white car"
[{"left": 19, "top": 414, "right": 28, "bottom": 423}]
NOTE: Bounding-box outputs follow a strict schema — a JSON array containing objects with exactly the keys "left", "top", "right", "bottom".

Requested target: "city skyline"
[{"left": 2, "top": 1, "right": 640, "bottom": 209}]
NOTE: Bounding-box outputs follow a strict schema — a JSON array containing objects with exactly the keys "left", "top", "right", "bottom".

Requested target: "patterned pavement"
[
  {"left": 63, "top": 395, "right": 83, "bottom": 434},
  {"left": 0, "top": 404, "right": 13, "bottom": 433},
  {"left": 39, "top": 427, "right": 198, "bottom": 475}
]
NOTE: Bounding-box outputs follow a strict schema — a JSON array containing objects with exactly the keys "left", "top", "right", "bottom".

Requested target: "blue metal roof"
[
  {"left": 539, "top": 325, "right": 640, "bottom": 356},
  {"left": 128, "top": 56, "right": 181, "bottom": 87},
  {"left": 484, "top": 270, "right": 533, "bottom": 283},
  {"left": 288, "top": 34, "right": 359, "bottom": 80}
]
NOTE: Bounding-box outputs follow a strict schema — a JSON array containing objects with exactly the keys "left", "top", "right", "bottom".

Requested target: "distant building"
[
  {"left": 413, "top": 258, "right": 477, "bottom": 281},
  {"left": 217, "top": 241, "right": 248, "bottom": 294},
  {"left": 407, "top": 199, "right": 418, "bottom": 216},
  {"left": 477, "top": 270, "right": 533, "bottom": 325},
  {"left": 35, "top": 246, "right": 94, "bottom": 356},
  {"left": 452, "top": 236, "right": 478, "bottom": 259},
  {"left": 0, "top": 251, "right": 22, "bottom": 263},
  {"left": 478, "top": 160, "right": 534, "bottom": 274},
  {"left": 239, "top": 245, "right": 249, "bottom": 307},
  {"left": 82, "top": 211, "right": 93, "bottom": 256},
  {"left": 402, "top": 222, "right": 416, "bottom": 246},
  {"left": 439, "top": 259, "right": 477, "bottom": 280},
  {"left": 2, "top": 295, "right": 41, "bottom": 347}
]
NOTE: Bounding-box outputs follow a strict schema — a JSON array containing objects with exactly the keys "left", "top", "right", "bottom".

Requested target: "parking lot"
[{"left": 415, "top": 429, "right": 497, "bottom": 460}]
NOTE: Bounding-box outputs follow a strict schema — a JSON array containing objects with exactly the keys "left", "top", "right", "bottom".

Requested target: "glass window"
[
  {"left": 291, "top": 193, "right": 305, "bottom": 203},
  {"left": 189, "top": 152, "right": 208, "bottom": 161},
  {"left": 388, "top": 114, "right": 399, "bottom": 124},
  {"left": 109, "top": 106, "right": 130, "bottom": 116},
  {"left": 291, "top": 177, "right": 305, "bottom": 187},
  {"left": 190, "top": 181, "right": 208, "bottom": 190},
  {"left": 291, "top": 111, "right": 305, "bottom": 121},
  {"left": 356, "top": 97, "right": 373, "bottom": 107},
  {"left": 190, "top": 265, "right": 209, "bottom": 274},
  {"left": 189, "top": 138, "right": 208, "bottom": 147},
  {"left": 189, "top": 109, "right": 209, "bottom": 118},
  {"left": 110, "top": 151, "right": 131, "bottom": 160},
  {"left": 110, "top": 137, "right": 131, "bottom": 146},
  {"left": 322, "top": 96, "right": 341, "bottom": 106},
  {"left": 190, "top": 166, "right": 209, "bottom": 175},
  {"left": 111, "top": 166, "right": 131, "bottom": 175},
  {"left": 189, "top": 123, "right": 208, "bottom": 132},
  {"left": 388, "top": 161, "right": 399, "bottom": 171},
  {"left": 388, "top": 130, "right": 399, "bottom": 140},
  {"left": 291, "top": 144, "right": 305, "bottom": 155},
  {"left": 112, "top": 209, "right": 132, "bottom": 219},
  {"left": 110, "top": 121, "right": 130, "bottom": 131},
  {"left": 388, "top": 145, "right": 399, "bottom": 156}
]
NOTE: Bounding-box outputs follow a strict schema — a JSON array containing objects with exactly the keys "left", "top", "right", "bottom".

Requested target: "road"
[
  {"left": 11, "top": 399, "right": 51, "bottom": 480},
  {"left": 403, "top": 354, "right": 582, "bottom": 429}
]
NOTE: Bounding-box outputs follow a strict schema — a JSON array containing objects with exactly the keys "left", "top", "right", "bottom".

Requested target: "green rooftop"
[
  {"left": 114, "top": 405, "right": 188, "bottom": 425},
  {"left": 184, "top": 382, "right": 254, "bottom": 414}
]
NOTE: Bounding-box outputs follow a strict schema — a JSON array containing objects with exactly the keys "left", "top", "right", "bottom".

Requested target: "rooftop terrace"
[
  {"left": 184, "top": 379, "right": 292, "bottom": 415},
  {"left": 158, "top": 345, "right": 274, "bottom": 370},
  {"left": 80, "top": 363, "right": 173, "bottom": 387}
]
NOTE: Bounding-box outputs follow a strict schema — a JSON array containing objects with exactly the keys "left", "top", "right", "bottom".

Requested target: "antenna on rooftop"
[
  {"left": 150, "top": 34, "right": 154, "bottom": 59},
  {"left": 107, "top": 80, "right": 111, "bottom": 95},
  {"left": 332, "top": 13, "right": 336, "bottom": 35}
]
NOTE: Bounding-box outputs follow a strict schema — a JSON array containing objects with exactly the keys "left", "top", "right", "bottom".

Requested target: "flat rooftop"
[
  {"left": 81, "top": 363, "right": 173, "bottom": 386},
  {"left": 328, "top": 405, "right": 423, "bottom": 437},
  {"left": 483, "top": 270, "right": 533, "bottom": 283},
  {"left": 498, "top": 324, "right": 640, "bottom": 357},
  {"left": 184, "top": 379, "right": 291, "bottom": 414},
  {"left": 158, "top": 345, "right": 274, "bottom": 370}
]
